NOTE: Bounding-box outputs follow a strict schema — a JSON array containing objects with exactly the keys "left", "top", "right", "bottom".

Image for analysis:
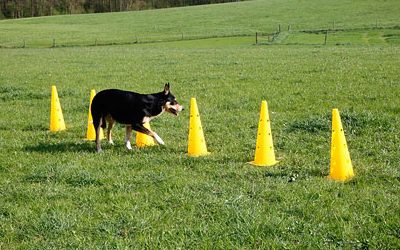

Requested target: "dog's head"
[{"left": 162, "top": 83, "right": 184, "bottom": 116}]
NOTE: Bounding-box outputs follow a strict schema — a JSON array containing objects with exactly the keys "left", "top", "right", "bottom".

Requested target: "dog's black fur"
[{"left": 91, "top": 83, "right": 183, "bottom": 152}]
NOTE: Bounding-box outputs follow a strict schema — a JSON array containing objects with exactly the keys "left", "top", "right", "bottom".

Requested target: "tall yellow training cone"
[
  {"left": 328, "top": 109, "right": 354, "bottom": 181},
  {"left": 248, "top": 100, "right": 279, "bottom": 166},
  {"left": 86, "top": 89, "right": 104, "bottom": 140},
  {"left": 50, "top": 85, "right": 66, "bottom": 132},
  {"left": 187, "top": 98, "right": 210, "bottom": 157},
  {"left": 136, "top": 121, "right": 156, "bottom": 147}
]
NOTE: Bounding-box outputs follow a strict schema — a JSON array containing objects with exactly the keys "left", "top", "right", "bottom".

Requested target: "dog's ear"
[{"left": 164, "top": 83, "right": 170, "bottom": 95}]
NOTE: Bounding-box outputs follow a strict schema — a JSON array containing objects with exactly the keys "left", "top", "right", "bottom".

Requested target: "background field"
[
  {"left": 1, "top": 0, "right": 400, "bottom": 47},
  {"left": 1, "top": 0, "right": 400, "bottom": 249}
]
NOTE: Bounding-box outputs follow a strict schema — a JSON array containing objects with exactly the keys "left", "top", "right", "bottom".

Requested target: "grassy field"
[
  {"left": 1, "top": 0, "right": 400, "bottom": 47},
  {"left": 257, "top": 28, "right": 400, "bottom": 45},
  {"left": 1, "top": 0, "right": 400, "bottom": 249}
]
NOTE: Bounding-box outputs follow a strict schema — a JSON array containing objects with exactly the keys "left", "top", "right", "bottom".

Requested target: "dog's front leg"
[
  {"left": 125, "top": 125, "right": 133, "bottom": 150},
  {"left": 132, "top": 123, "right": 164, "bottom": 145},
  {"left": 152, "top": 132, "right": 165, "bottom": 145}
]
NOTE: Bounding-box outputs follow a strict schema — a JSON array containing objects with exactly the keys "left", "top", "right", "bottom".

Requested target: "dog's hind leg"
[
  {"left": 107, "top": 120, "right": 115, "bottom": 145},
  {"left": 95, "top": 117, "right": 103, "bottom": 153},
  {"left": 101, "top": 117, "right": 107, "bottom": 129},
  {"left": 132, "top": 123, "right": 164, "bottom": 145},
  {"left": 125, "top": 125, "right": 133, "bottom": 150}
]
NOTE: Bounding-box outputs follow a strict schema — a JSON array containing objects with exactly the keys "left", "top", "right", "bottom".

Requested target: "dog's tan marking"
[
  {"left": 96, "top": 117, "right": 103, "bottom": 153},
  {"left": 164, "top": 101, "right": 183, "bottom": 116},
  {"left": 142, "top": 116, "right": 150, "bottom": 124},
  {"left": 107, "top": 120, "right": 115, "bottom": 144}
]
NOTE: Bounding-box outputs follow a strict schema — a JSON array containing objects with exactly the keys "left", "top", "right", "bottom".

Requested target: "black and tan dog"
[{"left": 91, "top": 83, "right": 183, "bottom": 153}]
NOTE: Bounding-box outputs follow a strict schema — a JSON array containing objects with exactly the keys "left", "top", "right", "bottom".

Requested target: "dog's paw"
[
  {"left": 108, "top": 140, "right": 114, "bottom": 145},
  {"left": 154, "top": 134, "right": 165, "bottom": 145},
  {"left": 126, "top": 141, "right": 132, "bottom": 150},
  {"left": 97, "top": 149, "right": 104, "bottom": 153}
]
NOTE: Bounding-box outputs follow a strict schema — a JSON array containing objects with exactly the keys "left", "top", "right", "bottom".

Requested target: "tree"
[{"left": 0, "top": 0, "right": 244, "bottom": 19}]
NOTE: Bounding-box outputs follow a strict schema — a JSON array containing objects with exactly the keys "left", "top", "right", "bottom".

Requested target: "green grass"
[
  {"left": 1, "top": 0, "right": 400, "bottom": 47},
  {"left": 258, "top": 28, "right": 400, "bottom": 45},
  {"left": 1, "top": 0, "right": 400, "bottom": 249}
]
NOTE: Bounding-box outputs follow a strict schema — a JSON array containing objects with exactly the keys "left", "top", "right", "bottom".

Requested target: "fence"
[
  {"left": 1, "top": 24, "right": 400, "bottom": 49},
  {"left": 255, "top": 25, "right": 400, "bottom": 46}
]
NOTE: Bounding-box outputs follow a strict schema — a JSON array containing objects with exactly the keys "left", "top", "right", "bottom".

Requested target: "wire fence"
[
  {"left": 256, "top": 25, "right": 400, "bottom": 45},
  {"left": 1, "top": 24, "right": 400, "bottom": 49}
]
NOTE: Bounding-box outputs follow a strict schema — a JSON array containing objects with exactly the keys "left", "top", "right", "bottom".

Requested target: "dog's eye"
[{"left": 170, "top": 100, "right": 177, "bottom": 105}]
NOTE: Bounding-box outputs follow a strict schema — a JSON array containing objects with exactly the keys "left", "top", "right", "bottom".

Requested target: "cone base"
[
  {"left": 187, "top": 152, "right": 211, "bottom": 157},
  {"left": 85, "top": 130, "right": 105, "bottom": 141},
  {"left": 247, "top": 160, "right": 279, "bottom": 167},
  {"left": 50, "top": 127, "right": 66, "bottom": 132},
  {"left": 137, "top": 142, "right": 156, "bottom": 147},
  {"left": 327, "top": 174, "right": 354, "bottom": 182}
]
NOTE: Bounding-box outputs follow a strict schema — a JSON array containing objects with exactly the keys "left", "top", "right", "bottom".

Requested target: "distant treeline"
[{"left": 0, "top": 0, "right": 243, "bottom": 19}]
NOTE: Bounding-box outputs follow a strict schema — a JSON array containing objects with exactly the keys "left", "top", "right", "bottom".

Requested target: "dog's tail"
[{"left": 91, "top": 97, "right": 106, "bottom": 130}]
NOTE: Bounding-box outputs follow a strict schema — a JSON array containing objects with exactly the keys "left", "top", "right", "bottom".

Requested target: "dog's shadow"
[
  {"left": 24, "top": 141, "right": 95, "bottom": 153},
  {"left": 23, "top": 141, "right": 179, "bottom": 154}
]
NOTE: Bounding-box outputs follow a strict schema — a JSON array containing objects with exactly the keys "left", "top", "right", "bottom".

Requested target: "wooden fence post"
[
  {"left": 256, "top": 32, "right": 258, "bottom": 44},
  {"left": 278, "top": 24, "right": 281, "bottom": 32},
  {"left": 288, "top": 25, "right": 291, "bottom": 31},
  {"left": 95, "top": 38, "right": 97, "bottom": 46},
  {"left": 324, "top": 30, "right": 328, "bottom": 45},
  {"left": 53, "top": 39, "right": 56, "bottom": 47},
  {"left": 23, "top": 39, "right": 26, "bottom": 48}
]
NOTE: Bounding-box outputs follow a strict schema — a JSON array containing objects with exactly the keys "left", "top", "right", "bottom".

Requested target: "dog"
[{"left": 91, "top": 83, "right": 184, "bottom": 153}]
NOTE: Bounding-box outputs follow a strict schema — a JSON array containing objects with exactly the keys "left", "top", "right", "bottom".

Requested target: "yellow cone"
[
  {"left": 136, "top": 121, "right": 156, "bottom": 147},
  {"left": 248, "top": 100, "right": 279, "bottom": 166},
  {"left": 188, "top": 98, "right": 210, "bottom": 157},
  {"left": 328, "top": 109, "right": 354, "bottom": 181},
  {"left": 86, "top": 89, "right": 104, "bottom": 140},
  {"left": 50, "top": 86, "right": 66, "bottom": 132}
]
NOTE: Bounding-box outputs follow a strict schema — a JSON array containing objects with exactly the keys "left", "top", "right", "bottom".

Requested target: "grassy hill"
[
  {"left": 1, "top": 0, "right": 400, "bottom": 249},
  {"left": 1, "top": 0, "right": 400, "bottom": 47}
]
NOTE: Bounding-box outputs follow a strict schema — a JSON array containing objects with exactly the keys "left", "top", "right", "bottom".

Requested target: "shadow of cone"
[
  {"left": 136, "top": 121, "right": 156, "bottom": 147},
  {"left": 86, "top": 89, "right": 104, "bottom": 140},
  {"left": 328, "top": 109, "right": 354, "bottom": 181},
  {"left": 187, "top": 98, "right": 210, "bottom": 157},
  {"left": 248, "top": 100, "right": 279, "bottom": 166},
  {"left": 50, "top": 86, "right": 66, "bottom": 132}
]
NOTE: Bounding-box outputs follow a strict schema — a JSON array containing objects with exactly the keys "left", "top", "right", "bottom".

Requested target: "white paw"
[
  {"left": 97, "top": 149, "right": 103, "bottom": 153},
  {"left": 108, "top": 140, "right": 114, "bottom": 145},
  {"left": 126, "top": 141, "right": 132, "bottom": 150},
  {"left": 154, "top": 133, "right": 165, "bottom": 145}
]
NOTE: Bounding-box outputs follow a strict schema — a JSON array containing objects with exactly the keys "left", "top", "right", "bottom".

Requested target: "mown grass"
[
  {"left": 258, "top": 27, "right": 400, "bottom": 45},
  {"left": 1, "top": 0, "right": 400, "bottom": 249},
  {"left": 1, "top": 39, "right": 399, "bottom": 249},
  {"left": 1, "top": 0, "right": 400, "bottom": 47}
]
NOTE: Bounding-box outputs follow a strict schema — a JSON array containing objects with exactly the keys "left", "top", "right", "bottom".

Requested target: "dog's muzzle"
[{"left": 168, "top": 105, "right": 184, "bottom": 116}]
